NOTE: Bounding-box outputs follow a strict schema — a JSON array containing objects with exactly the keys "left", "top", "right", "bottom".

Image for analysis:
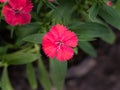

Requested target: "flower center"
[
  {"left": 12, "top": 8, "right": 22, "bottom": 14},
  {"left": 15, "top": 10, "right": 21, "bottom": 14},
  {"left": 56, "top": 41, "right": 64, "bottom": 49}
]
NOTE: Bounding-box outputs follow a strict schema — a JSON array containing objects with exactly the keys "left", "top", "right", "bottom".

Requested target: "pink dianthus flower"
[
  {"left": 42, "top": 24, "right": 78, "bottom": 61},
  {"left": 2, "top": 0, "right": 33, "bottom": 26}
]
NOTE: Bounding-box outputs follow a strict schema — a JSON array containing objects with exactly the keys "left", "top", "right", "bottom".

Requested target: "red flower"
[
  {"left": 42, "top": 24, "right": 78, "bottom": 61},
  {"left": 2, "top": 0, "right": 33, "bottom": 26}
]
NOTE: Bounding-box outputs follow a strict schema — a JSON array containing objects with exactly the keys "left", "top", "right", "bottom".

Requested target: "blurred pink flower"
[
  {"left": 0, "top": 0, "right": 6, "bottom": 2},
  {"left": 2, "top": 0, "right": 33, "bottom": 26},
  {"left": 42, "top": 24, "right": 78, "bottom": 61},
  {"left": 48, "top": 0, "right": 54, "bottom": 2},
  {"left": 106, "top": 1, "right": 113, "bottom": 6}
]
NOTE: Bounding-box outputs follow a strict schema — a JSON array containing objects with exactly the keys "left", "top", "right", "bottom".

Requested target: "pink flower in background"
[
  {"left": 2, "top": 0, "right": 33, "bottom": 26},
  {"left": 42, "top": 24, "right": 78, "bottom": 61},
  {"left": 0, "top": 0, "right": 7, "bottom": 2},
  {"left": 106, "top": 1, "right": 113, "bottom": 6},
  {"left": 48, "top": 0, "right": 54, "bottom": 2}
]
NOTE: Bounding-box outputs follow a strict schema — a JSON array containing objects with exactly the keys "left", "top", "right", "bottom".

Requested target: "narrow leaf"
[
  {"left": 4, "top": 52, "right": 39, "bottom": 65},
  {"left": 79, "top": 41, "right": 97, "bottom": 57},
  {"left": 38, "top": 58, "right": 52, "bottom": 90},
  {"left": 26, "top": 63, "right": 38, "bottom": 90},
  {"left": 0, "top": 80, "right": 1, "bottom": 87},
  {"left": 99, "top": 4, "right": 120, "bottom": 30},
  {"left": 23, "top": 34, "right": 43, "bottom": 44},
  {"left": 37, "top": 2, "right": 43, "bottom": 14},
  {"left": 116, "top": 0, "right": 120, "bottom": 11},
  {"left": 15, "top": 22, "right": 41, "bottom": 46},
  {"left": 50, "top": 59, "right": 67, "bottom": 90},
  {"left": 89, "top": 3, "right": 100, "bottom": 21},
  {"left": 16, "top": 22, "right": 41, "bottom": 39},
  {"left": 0, "top": 46, "right": 7, "bottom": 55},
  {"left": 72, "top": 22, "right": 116, "bottom": 44},
  {"left": 1, "top": 66, "right": 13, "bottom": 90},
  {"left": 52, "top": 1, "right": 74, "bottom": 24}
]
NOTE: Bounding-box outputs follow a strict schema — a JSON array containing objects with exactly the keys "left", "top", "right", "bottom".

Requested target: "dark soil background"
[{"left": 2, "top": 28, "right": 120, "bottom": 90}]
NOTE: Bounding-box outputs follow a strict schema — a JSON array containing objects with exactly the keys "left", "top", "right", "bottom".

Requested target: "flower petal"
[
  {"left": 9, "top": 0, "right": 26, "bottom": 9},
  {"left": 0, "top": 0, "right": 6, "bottom": 2},
  {"left": 22, "top": 0, "right": 33, "bottom": 13},
  {"left": 2, "top": 4, "right": 19, "bottom": 26},
  {"left": 42, "top": 32, "right": 58, "bottom": 58},
  {"left": 19, "top": 13, "right": 31, "bottom": 25},
  {"left": 42, "top": 32, "right": 57, "bottom": 43},
  {"left": 50, "top": 24, "right": 67, "bottom": 38},
  {"left": 63, "top": 30, "right": 78, "bottom": 47},
  {"left": 56, "top": 46, "right": 74, "bottom": 61},
  {"left": 42, "top": 41, "right": 57, "bottom": 58}
]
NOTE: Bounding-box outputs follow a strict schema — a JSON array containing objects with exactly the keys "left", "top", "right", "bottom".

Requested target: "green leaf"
[
  {"left": 38, "top": 58, "right": 52, "bottom": 90},
  {"left": 41, "top": 0, "right": 56, "bottom": 9},
  {"left": 98, "top": 4, "right": 120, "bottom": 30},
  {"left": 23, "top": 34, "right": 43, "bottom": 44},
  {"left": 89, "top": 3, "right": 100, "bottom": 21},
  {"left": 116, "top": 0, "right": 120, "bottom": 11},
  {"left": 78, "top": 41, "right": 97, "bottom": 57},
  {"left": 3, "top": 52, "right": 39, "bottom": 65},
  {"left": 16, "top": 22, "right": 41, "bottom": 39},
  {"left": 15, "top": 22, "right": 41, "bottom": 46},
  {"left": 26, "top": 63, "right": 38, "bottom": 90},
  {"left": 1, "top": 66, "right": 13, "bottom": 90},
  {"left": 52, "top": 1, "right": 74, "bottom": 24},
  {"left": 50, "top": 59, "right": 67, "bottom": 90},
  {"left": 73, "top": 47, "right": 78, "bottom": 55},
  {"left": 72, "top": 22, "right": 116, "bottom": 44},
  {"left": 0, "top": 80, "right": 1, "bottom": 87},
  {"left": 37, "top": 1, "right": 43, "bottom": 14},
  {"left": 0, "top": 46, "right": 7, "bottom": 55}
]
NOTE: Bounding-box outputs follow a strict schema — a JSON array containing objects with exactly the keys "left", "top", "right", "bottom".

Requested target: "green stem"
[
  {"left": 0, "top": 61, "right": 8, "bottom": 67},
  {"left": 10, "top": 26, "right": 15, "bottom": 39}
]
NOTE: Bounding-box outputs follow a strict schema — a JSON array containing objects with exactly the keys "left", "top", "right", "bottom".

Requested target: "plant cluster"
[{"left": 0, "top": 0, "right": 120, "bottom": 90}]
